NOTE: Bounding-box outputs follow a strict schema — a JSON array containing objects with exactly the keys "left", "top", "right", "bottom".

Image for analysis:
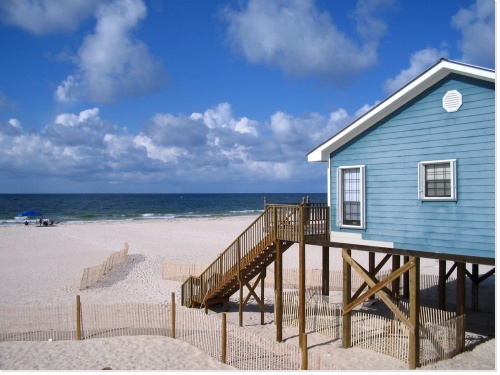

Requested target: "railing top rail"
[
  {"left": 198, "top": 206, "right": 273, "bottom": 277},
  {"left": 265, "top": 203, "right": 328, "bottom": 208}
]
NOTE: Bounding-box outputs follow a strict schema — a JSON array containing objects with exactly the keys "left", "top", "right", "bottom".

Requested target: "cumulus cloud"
[
  {"left": 0, "top": 0, "right": 99, "bottom": 35},
  {"left": 55, "top": 0, "right": 167, "bottom": 103},
  {"left": 451, "top": 0, "right": 495, "bottom": 67},
  {"left": 382, "top": 48, "right": 448, "bottom": 94},
  {"left": 0, "top": 102, "right": 358, "bottom": 191},
  {"left": 222, "top": 0, "right": 393, "bottom": 84}
]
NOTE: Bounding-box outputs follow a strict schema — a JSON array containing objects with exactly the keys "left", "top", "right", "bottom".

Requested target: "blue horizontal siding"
[{"left": 330, "top": 74, "right": 495, "bottom": 260}]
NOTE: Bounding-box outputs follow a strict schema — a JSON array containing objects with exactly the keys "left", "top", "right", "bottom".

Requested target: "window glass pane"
[
  {"left": 425, "top": 163, "right": 451, "bottom": 197},
  {"left": 342, "top": 168, "right": 361, "bottom": 225}
]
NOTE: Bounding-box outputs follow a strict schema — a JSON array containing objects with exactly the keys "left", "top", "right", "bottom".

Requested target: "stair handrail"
[
  {"left": 181, "top": 203, "right": 329, "bottom": 307},
  {"left": 197, "top": 207, "right": 276, "bottom": 299}
]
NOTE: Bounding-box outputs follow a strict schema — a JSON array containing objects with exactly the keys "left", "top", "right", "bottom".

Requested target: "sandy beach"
[{"left": 0, "top": 216, "right": 495, "bottom": 371}]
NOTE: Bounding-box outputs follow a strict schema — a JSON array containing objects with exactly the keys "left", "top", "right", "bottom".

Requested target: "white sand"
[{"left": 0, "top": 217, "right": 495, "bottom": 371}]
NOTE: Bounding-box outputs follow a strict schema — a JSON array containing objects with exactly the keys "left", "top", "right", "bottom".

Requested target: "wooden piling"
[
  {"left": 221, "top": 312, "right": 227, "bottom": 364},
  {"left": 438, "top": 260, "right": 446, "bottom": 310},
  {"left": 301, "top": 333, "right": 308, "bottom": 370},
  {"left": 456, "top": 262, "right": 466, "bottom": 352},
  {"left": 409, "top": 256, "right": 420, "bottom": 369},
  {"left": 275, "top": 207, "right": 283, "bottom": 342},
  {"left": 322, "top": 246, "right": 329, "bottom": 296},
  {"left": 392, "top": 255, "right": 400, "bottom": 303},
  {"left": 369, "top": 252, "right": 375, "bottom": 300},
  {"left": 298, "top": 205, "right": 306, "bottom": 348},
  {"left": 403, "top": 255, "right": 410, "bottom": 298},
  {"left": 76, "top": 295, "right": 82, "bottom": 340},
  {"left": 471, "top": 264, "right": 479, "bottom": 311},
  {"left": 342, "top": 249, "right": 352, "bottom": 348}
]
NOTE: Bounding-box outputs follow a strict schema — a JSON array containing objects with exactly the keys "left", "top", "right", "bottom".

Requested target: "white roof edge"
[{"left": 308, "top": 59, "right": 495, "bottom": 162}]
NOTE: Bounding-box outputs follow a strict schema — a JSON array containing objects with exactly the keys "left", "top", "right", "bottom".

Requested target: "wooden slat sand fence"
[
  {"left": 80, "top": 302, "right": 170, "bottom": 339},
  {"left": 173, "top": 303, "right": 340, "bottom": 370},
  {"left": 80, "top": 243, "right": 129, "bottom": 290},
  {"left": 163, "top": 262, "right": 390, "bottom": 293},
  {"left": 398, "top": 301, "right": 466, "bottom": 366},
  {"left": 280, "top": 292, "right": 465, "bottom": 366},
  {"left": 0, "top": 304, "right": 77, "bottom": 342},
  {"left": 162, "top": 262, "right": 209, "bottom": 282},
  {"left": 0, "top": 298, "right": 339, "bottom": 371}
]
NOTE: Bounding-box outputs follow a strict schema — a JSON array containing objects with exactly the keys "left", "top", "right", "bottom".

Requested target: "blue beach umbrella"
[{"left": 18, "top": 210, "right": 42, "bottom": 217}]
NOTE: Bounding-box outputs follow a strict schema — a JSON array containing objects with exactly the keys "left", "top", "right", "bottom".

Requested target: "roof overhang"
[{"left": 308, "top": 59, "right": 495, "bottom": 162}]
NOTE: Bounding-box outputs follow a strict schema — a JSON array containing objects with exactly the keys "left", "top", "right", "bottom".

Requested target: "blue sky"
[{"left": 0, "top": 0, "right": 495, "bottom": 194}]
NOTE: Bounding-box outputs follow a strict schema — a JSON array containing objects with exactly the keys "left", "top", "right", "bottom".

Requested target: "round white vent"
[{"left": 442, "top": 90, "right": 462, "bottom": 112}]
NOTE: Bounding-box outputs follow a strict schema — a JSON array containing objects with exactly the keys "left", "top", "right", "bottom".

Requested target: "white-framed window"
[
  {"left": 337, "top": 165, "right": 365, "bottom": 229},
  {"left": 418, "top": 159, "right": 457, "bottom": 201}
]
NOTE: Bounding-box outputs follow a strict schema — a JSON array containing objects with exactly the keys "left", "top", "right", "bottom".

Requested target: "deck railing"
[
  {"left": 181, "top": 203, "right": 329, "bottom": 308},
  {"left": 266, "top": 203, "right": 329, "bottom": 243}
]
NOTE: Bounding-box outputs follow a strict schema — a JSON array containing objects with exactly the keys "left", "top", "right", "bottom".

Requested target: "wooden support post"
[
  {"left": 275, "top": 245, "right": 283, "bottom": 341},
  {"left": 471, "top": 264, "right": 479, "bottom": 311},
  {"left": 369, "top": 252, "right": 375, "bottom": 299},
  {"left": 238, "top": 238, "right": 243, "bottom": 327},
  {"left": 76, "top": 295, "right": 82, "bottom": 340},
  {"left": 301, "top": 333, "right": 308, "bottom": 370},
  {"left": 171, "top": 292, "right": 176, "bottom": 339},
  {"left": 322, "top": 246, "right": 329, "bottom": 296},
  {"left": 456, "top": 262, "right": 466, "bottom": 352},
  {"left": 239, "top": 273, "right": 243, "bottom": 327},
  {"left": 409, "top": 256, "right": 420, "bottom": 370},
  {"left": 275, "top": 212, "right": 283, "bottom": 342},
  {"left": 438, "top": 260, "right": 446, "bottom": 310},
  {"left": 392, "top": 255, "right": 400, "bottom": 303},
  {"left": 221, "top": 312, "right": 227, "bottom": 364},
  {"left": 261, "top": 267, "right": 266, "bottom": 325},
  {"left": 298, "top": 205, "right": 306, "bottom": 349},
  {"left": 403, "top": 255, "right": 410, "bottom": 298},
  {"left": 342, "top": 249, "right": 352, "bottom": 348}
]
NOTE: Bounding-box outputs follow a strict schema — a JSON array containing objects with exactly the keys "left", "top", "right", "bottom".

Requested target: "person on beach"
[{"left": 39, "top": 216, "right": 43, "bottom": 226}]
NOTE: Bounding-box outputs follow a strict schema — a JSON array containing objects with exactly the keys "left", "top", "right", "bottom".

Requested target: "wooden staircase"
[{"left": 181, "top": 203, "right": 329, "bottom": 310}]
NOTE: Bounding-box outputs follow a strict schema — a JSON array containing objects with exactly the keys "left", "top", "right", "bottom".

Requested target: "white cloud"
[
  {"left": 54, "top": 75, "right": 79, "bottom": 103},
  {"left": 382, "top": 48, "right": 448, "bottom": 94},
  {"left": 222, "top": 0, "right": 393, "bottom": 84},
  {"left": 55, "top": 0, "right": 167, "bottom": 103},
  {"left": 451, "top": 0, "right": 495, "bottom": 67},
  {"left": 55, "top": 107, "right": 100, "bottom": 127},
  {"left": 0, "top": 0, "right": 99, "bottom": 35},
  {"left": 0, "top": 102, "right": 352, "bottom": 191}
]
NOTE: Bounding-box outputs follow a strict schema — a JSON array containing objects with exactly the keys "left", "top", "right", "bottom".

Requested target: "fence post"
[
  {"left": 298, "top": 205, "right": 306, "bottom": 348},
  {"left": 301, "top": 333, "right": 308, "bottom": 370},
  {"left": 221, "top": 312, "right": 227, "bottom": 364},
  {"left": 171, "top": 292, "right": 176, "bottom": 339},
  {"left": 76, "top": 295, "right": 82, "bottom": 340}
]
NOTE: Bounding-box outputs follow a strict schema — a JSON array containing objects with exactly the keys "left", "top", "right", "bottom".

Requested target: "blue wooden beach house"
[
  {"left": 308, "top": 58, "right": 495, "bottom": 367},
  {"left": 309, "top": 58, "right": 494, "bottom": 264}
]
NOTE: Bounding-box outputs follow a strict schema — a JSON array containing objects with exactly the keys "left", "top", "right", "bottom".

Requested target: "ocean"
[{"left": 0, "top": 193, "right": 327, "bottom": 226}]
